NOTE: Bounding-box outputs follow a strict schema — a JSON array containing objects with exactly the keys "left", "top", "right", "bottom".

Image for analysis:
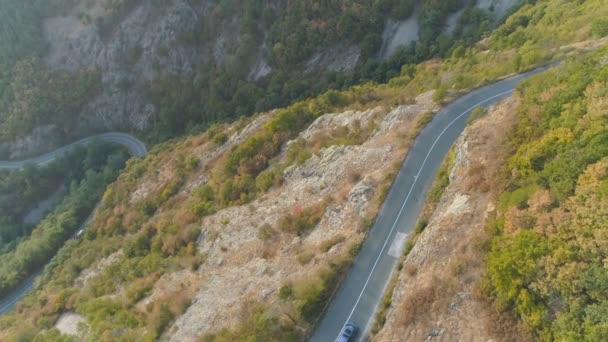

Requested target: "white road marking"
[
  {"left": 388, "top": 233, "right": 408, "bottom": 258},
  {"left": 339, "top": 89, "right": 515, "bottom": 338}
]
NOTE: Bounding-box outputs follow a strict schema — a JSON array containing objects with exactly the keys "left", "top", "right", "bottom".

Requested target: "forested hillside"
[
  {"left": 485, "top": 48, "right": 608, "bottom": 340},
  {"left": 0, "top": 0, "right": 510, "bottom": 152},
  {"left": 0, "top": 143, "right": 129, "bottom": 296},
  {"left": 0, "top": 1, "right": 102, "bottom": 155},
  {"left": 0, "top": 0, "right": 607, "bottom": 341}
]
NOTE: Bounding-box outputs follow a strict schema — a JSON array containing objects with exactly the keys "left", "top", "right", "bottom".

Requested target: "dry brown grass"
[
  {"left": 332, "top": 181, "right": 353, "bottom": 203},
  {"left": 259, "top": 243, "right": 279, "bottom": 260},
  {"left": 486, "top": 305, "right": 535, "bottom": 342},
  {"left": 465, "top": 161, "right": 489, "bottom": 193},
  {"left": 318, "top": 235, "right": 346, "bottom": 253},
  {"left": 296, "top": 251, "right": 315, "bottom": 265},
  {"left": 404, "top": 264, "right": 418, "bottom": 277},
  {"left": 396, "top": 281, "right": 440, "bottom": 326}
]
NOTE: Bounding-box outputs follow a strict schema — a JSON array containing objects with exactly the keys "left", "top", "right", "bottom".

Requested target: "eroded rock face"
[
  {"left": 165, "top": 104, "right": 427, "bottom": 340},
  {"left": 43, "top": 1, "right": 213, "bottom": 132},
  {"left": 45, "top": 1, "right": 208, "bottom": 79}
]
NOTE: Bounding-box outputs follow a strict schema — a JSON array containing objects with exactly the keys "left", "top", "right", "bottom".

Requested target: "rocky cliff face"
[
  {"left": 34, "top": 91, "right": 438, "bottom": 340},
  {"left": 39, "top": 0, "right": 365, "bottom": 135},
  {"left": 43, "top": 0, "right": 216, "bottom": 131},
  {"left": 37, "top": 0, "right": 506, "bottom": 137}
]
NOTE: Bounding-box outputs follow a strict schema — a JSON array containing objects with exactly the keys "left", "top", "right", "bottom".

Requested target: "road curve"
[
  {"left": 0, "top": 132, "right": 146, "bottom": 170},
  {"left": 0, "top": 132, "right": 146, "bottom": 315},
  {"left": 311, "top": 66, "right": 550, "bottom": 342}
]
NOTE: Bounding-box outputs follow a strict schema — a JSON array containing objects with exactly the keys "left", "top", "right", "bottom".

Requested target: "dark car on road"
[{"left": 336, "top": 321, "right": 358, "bottom": 342}]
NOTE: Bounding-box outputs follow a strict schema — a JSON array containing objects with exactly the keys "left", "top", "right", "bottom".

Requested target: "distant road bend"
[
  {"left": 311, "top": 66, "right": 550, "bottom": 342},
  {"left": 0, "top": 132, "right": 146, "bottom": 170},
  {"left": 0, "top": 132, "right": 146, "bottom": 315}
]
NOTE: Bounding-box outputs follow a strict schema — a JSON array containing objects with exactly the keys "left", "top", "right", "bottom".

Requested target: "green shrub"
[
  {"left": 433, "top": 85, "right": 448, "bottom": 103},
  {"left": 279, "top": 203, "right": 326, "bottom": 236},
  {"left": 255, "top": 169, "right": 275, "bottom": 192},
  {"left": 414, "top": 219, "right": 428, "bottom": 234},
  {"left": 297, "top": 251, "right": 314, "bottom": 265},
  {"left": 591, "top": 18, "right": 608, "bottom": 37},
  {"left": 202, "top": 304, "right": 299, "bottom": 341},
  {"left": 467, "top": 106, "right": 486, "bottom": 124},
  {"left": 279, "top": 284, "right": 294, "bottom": 301},
  {"left": 257, "top": 223, "right": 276, "bottom": 241},
  {"left": 428, "top": 148, "right": 455, "bottom": 204}
]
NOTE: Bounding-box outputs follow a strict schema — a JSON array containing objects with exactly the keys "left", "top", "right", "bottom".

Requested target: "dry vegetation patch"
[{"left": 165, "top": 98, "right": 435, "bottom": 340}]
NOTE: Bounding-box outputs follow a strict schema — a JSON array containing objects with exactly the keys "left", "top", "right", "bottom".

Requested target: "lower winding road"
[
  {"left": 0, "top": 132, "right": 146, "bottom": 315},
  {"left": 311, "top": 66, "right": 550, "bottom": 342}
]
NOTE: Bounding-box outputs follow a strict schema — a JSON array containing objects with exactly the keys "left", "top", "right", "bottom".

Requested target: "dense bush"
[
  {"left": 0, "top": 143, "right": 128, "bottom": 295},
  {"left": 279, "top": 202, "right": 327, "bottom": 236},
  {"left": 591, "top": 18, "right": 608, "bottom": 38},
  {"left": 484, "top": 49, "right": 608, "bottom": 340},
  {"left": 0, "top": 143, "right": 127, "bottom": 254},
  {"left": 0, "top": 58, "right": 101, "bottom": 142}
]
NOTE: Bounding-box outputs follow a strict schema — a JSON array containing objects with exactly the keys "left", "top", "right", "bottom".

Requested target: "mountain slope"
[
  {"left": 375, "top": 36, "right": 608, "bottom": 342},
  {"left": 484, "top": 48, "right": 608, "bottom": 341},
  {"left": 1, "top": 0, "right": 511, "bottom": 157},
  {"left": 0, "top": 84, "right": 438, "bottom": 340},
  {"left": 0, "top": 0, "right": 607, "bottom": 341}
]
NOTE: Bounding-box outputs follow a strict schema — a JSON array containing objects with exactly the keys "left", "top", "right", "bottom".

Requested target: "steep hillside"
[
  {"left": 374, "top": 40, "right": 608, "bottom": 342},
  {"left": 0, "top": 0, "right": 607, "bottom": 341},
  {"left": 374, "top": 95, "right": 527, "bottom": 341},
  {"left": 484, "top": 48, "right": 608, "bottom": 340},
  {"left": 0, "top": 0, "right": 515, "bottom": 157},
  {"left": 0, "top": 143, "right": 130, "bottom": 296},
  {"left": 0, "top": 81, "right": 440, "bottom": 340}
]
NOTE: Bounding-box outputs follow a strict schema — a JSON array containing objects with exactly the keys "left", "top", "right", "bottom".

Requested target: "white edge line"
[{"left": 338, "top": 88, "right": 515, "bottom": 339}]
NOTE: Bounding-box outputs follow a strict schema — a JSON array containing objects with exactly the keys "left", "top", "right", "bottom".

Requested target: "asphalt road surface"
[
  {"left": 311, "top": 66, "right": 549, "bottom": 342},
  {"left": 0, "top": 132, "right": 146, "bottom": 315},
  {"left": 0, "top": 132, "right": 146, "bottom": 170}
]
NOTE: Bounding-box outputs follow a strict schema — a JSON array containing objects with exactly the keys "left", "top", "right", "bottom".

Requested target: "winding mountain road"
[
  {"left": 0, "top": 132, "right": 146, "bottom": 315},
  {"left": 311, "top": 66, "right": 549, "bottom": 342},
  {"left": 0, "top": 133, "right": 146, "bottom": 170}
]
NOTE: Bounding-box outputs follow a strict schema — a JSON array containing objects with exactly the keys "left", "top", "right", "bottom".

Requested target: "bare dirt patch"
[{"left": 55, "top": 312, "right": 88, "bottom": 338}]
